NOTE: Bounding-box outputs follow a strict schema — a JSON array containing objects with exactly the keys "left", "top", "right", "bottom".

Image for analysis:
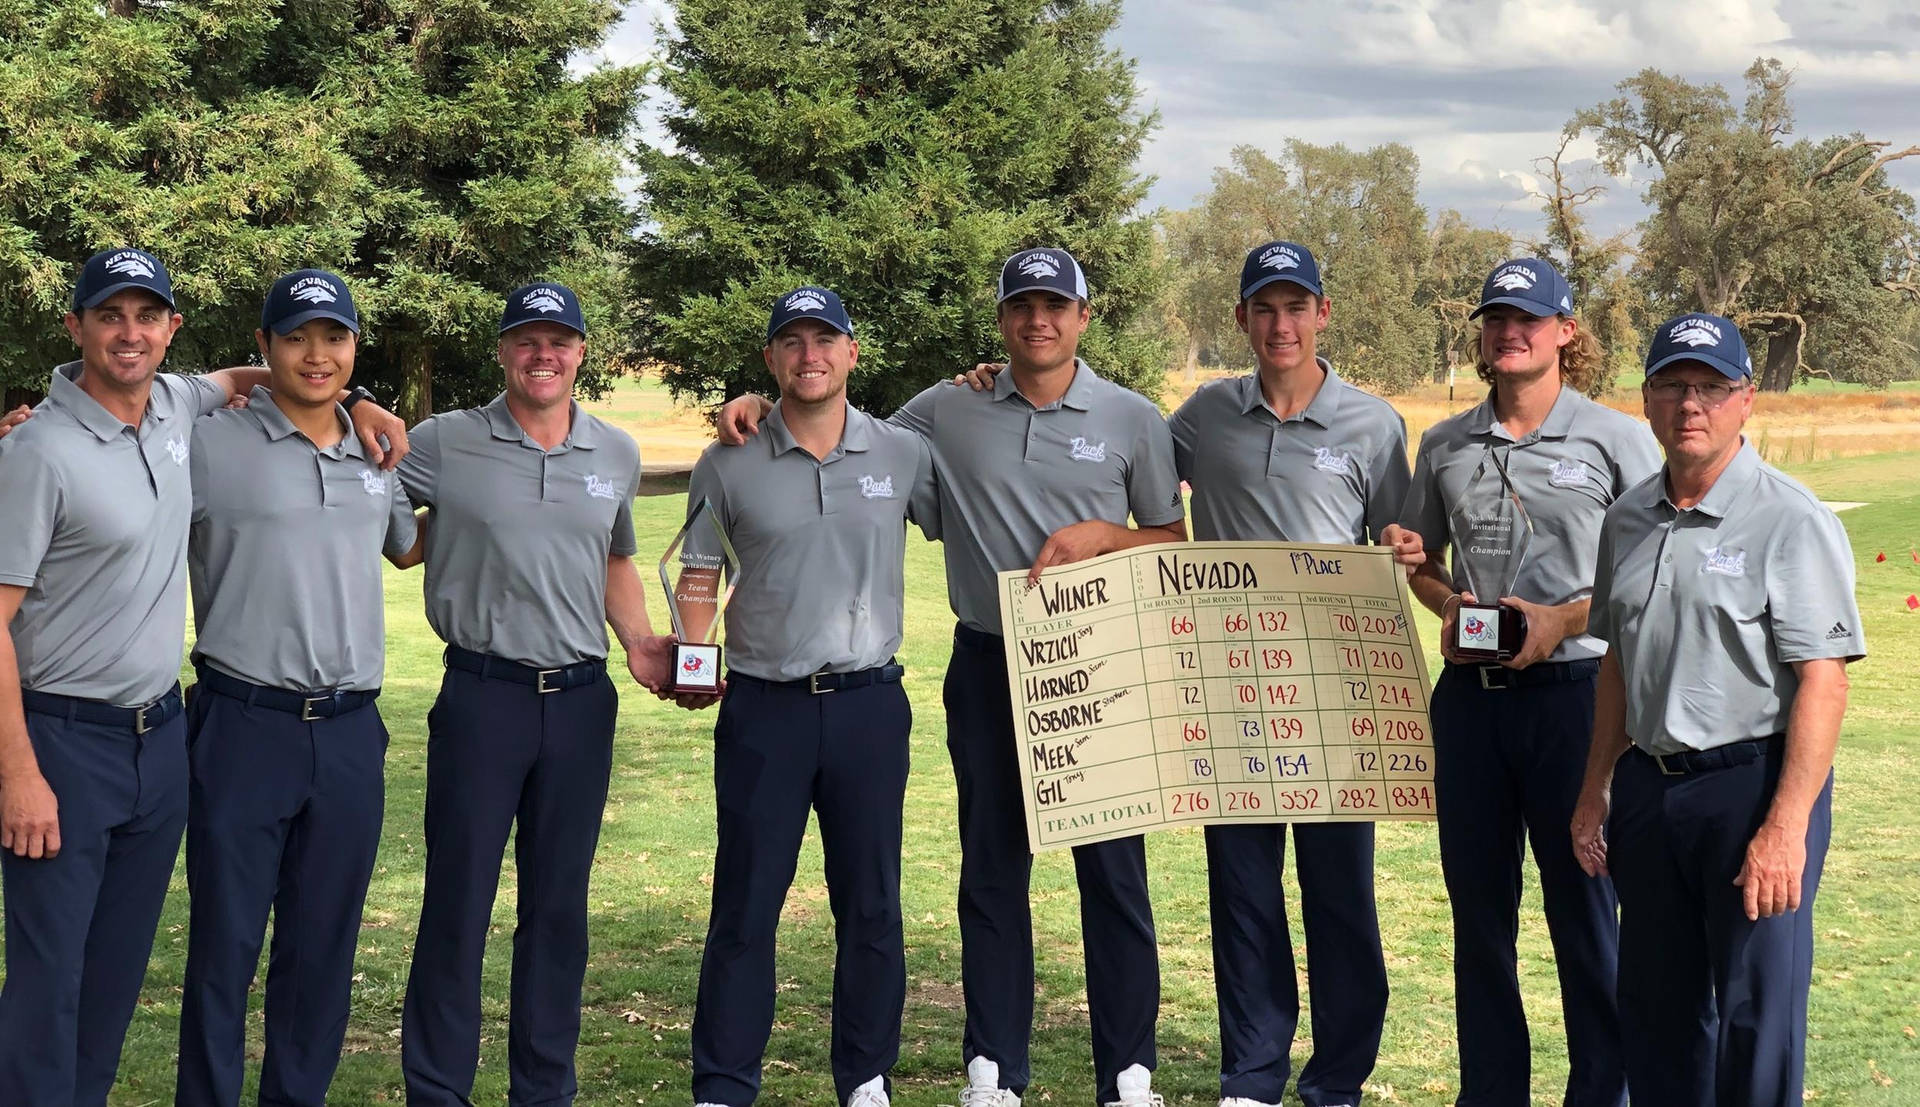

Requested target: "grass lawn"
[{"left": 8, "top": 458, "right": 1917, "bottom": 1105}]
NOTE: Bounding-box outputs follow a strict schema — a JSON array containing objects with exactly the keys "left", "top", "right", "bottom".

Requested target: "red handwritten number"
[
  {"left": 1227, "top": 648, "right": 1251, "bottom": 669},
  {"left": 1225, "top": 790, "right": 1262, "bottom": 812},
  {"left": 1172, "top": 791, "right": 1212, "bottom": 814},
  {"left": 1169, "top": 614, "right": 1194, "bottom": 636},
  {"left": 1349, "top": 716, "right": 1376, "bottom": 738},
  {"left": 1235, "top": 684, "right": 1257, "bottom": 705},
  {"left": 1333, "top": 613, "right": 1358, "bottom": 633},
  {"left": 1262, "top": 648, "right": 1294, "bottom": 670},
  {"left": 1224, "top": 613, "right": 1249, "bottom": 634},
  {"left": 1268, "top": 716, "right": 1304, "bottom": 742},
  {"left": 1256, "top": 610, "right": 1289, "bottom": 633},
  {"left": 1338, "top": 787, "right": 1379, "bottom": 810},
  {"left": 1383, "top": 718, "right": 1427, "bottom": 742},
  {"left": 1181, "top": 721, "right": 1208, "bottom": 743}
]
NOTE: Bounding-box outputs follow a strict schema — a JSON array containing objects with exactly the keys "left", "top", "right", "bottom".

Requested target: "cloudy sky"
[{"left": 596, "top": 0, "right": 1920, "bottom": 239}]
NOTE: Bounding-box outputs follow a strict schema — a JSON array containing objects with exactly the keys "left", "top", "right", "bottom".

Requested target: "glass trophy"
[
  {"left": 657, "top": 497, "right": 740, "bottom": 693},
  {"left": 1448, "top": 446, "right": 1533, "bottom": 662}
]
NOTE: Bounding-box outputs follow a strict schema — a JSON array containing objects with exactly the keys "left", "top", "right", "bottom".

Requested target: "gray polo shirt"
[
  {"left": 890, "top": 360, "right": 1185, "bottom": 634},
  {"left": 1170, "top": 360, "right": 1410, "bottom": 545},
  {"left": 1590, "top": 441, "right": 1865, "bottom": 754},
  {"left": 0, "top": 362, "right": 226, "bottom": 705},
  {"left": 189, "top": 387, "right": 418, "bottom": 692},
  {"left": 1401, "top": 386, "right": 1661, "bottom": 662},
  {"left": 397, "top": 394, "right": 641, "bottom": 669},
  {"left": 684, "top": 404, "right": 938, "bottom": 680}
]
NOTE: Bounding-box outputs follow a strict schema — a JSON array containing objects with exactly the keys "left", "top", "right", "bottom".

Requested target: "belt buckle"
[
  {"left": 808, "top": 672, "right": 834, "bottom": 695},
  {"left": 301, "top": 694, "right": 333, "bottom": 722},
  {"left": 536, "top": 669, "right": 563, "bottom": 694},
  {"left": 1654, "top": 752, "right": 1685, "bottom": 777},
  {"left": 133, "top": 703, "right": 153, "bottom": 734},
  {"left": 1478, "top": 666, "right": 1508, "bottom": 691}
]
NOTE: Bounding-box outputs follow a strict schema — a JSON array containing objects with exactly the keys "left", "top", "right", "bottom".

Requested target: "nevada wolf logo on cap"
[
  {"left": 105, "top": 251, "right": 157, "bottom": 279},
  {"left": 785, "top": 289, "right": 828, "bottom": 313},
  {"left": 522, "top": 288, "right": 567, "bottom": 314},
  {"left": 1669, "top": 317, "right": 1723, "bottom": 347},
  {"left": 1259, "top": 245, "right": 1301, "bottom": 272},
  {"left": 290, "top": 276, "right": 339, "bottom": 304},
  {"left": 1491, "top": 265, "right": 1537, "bottom": 292},
  {"left": 1018, "top": 253, "right": 1061, "bottom": 279}
]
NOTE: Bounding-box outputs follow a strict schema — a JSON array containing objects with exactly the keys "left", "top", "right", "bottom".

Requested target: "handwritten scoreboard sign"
[{"left": 996, "top": 540, "right": 1436, "bottom": 852}]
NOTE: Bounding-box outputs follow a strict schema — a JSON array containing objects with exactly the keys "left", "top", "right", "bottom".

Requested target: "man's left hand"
[
  {"left": 1735, "top": 820, "right": 1808, "bottom": 920},
  {"left": 1027, "top": 520, "right": 1122, "bottom": 586},
  {"left": 626, "top": 635, "right": 677, "bottom": 694},
  {"left": 0, "top": 404, "right": 31, "bottom": 440},
  {"left": 349, "top": 401, "right": 410, "bottom": 470},
  {"left": 1380, "top": 524, "right": 1426, "bottom": 577},
  {"left": 1497, "top": 595, "right": 1568, "bottom": 669}
]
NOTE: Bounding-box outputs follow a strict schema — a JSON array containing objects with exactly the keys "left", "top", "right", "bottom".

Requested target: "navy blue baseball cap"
[
  {"left": 997, "top": 247, "right": 1089, "bottom": 303},
  {"left": 1240, "top": 241, "right": 1324, "bottom": 301},
  {"left": 261, "top": 269, "right": 359, "bottom": 335},
  {"left": 500, "top": 282, "right": 587, "bottom": 337},
  {"left": 1470, "top": 258, "right": 1573, "bottom": 319},
  {"left": 766, "top": 285, "right": 854, "bottom": 343},
  {"left": 1644, "top": 312, "right": 1753, "bottom": 380},
  {"left": 72, "top": 247, "right": 175, "bottom": 313}
]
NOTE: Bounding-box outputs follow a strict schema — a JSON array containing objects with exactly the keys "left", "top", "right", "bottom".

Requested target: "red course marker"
[
  {"left": 1908, "top": 594, "right": 1920, "bottom": 612},
  {"left": 1877, "top": 552, "right": 1888, "bottom": 562}
]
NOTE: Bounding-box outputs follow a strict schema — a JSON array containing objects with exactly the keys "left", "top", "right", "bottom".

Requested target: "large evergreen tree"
[
  {"left": 632, "top": 0, "right": 1167, "bottom": 414},
  {"left": 0, "top": 0, "right": 642, "bottom": 418}
]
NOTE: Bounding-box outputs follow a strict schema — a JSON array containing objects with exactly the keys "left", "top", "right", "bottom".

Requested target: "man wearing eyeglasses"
[
  {"left": 1572, "top": 313, "right": 1861, "bottom": 1107},
  {"left": 1400, "top": 258, "right": 1659, "bottom": 1106}
]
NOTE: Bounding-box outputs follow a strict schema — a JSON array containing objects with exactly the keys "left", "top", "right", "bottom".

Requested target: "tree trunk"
[
  {"left": 398, "top": 343, "right": 436, "bottom": 424},
  {"left": 1758, "top": 320, "right": 1800, "bottom": 392},
  {"left": 1183, "top": 338, "right": 1200, "bottom": 383},
  {"left": 4, "top": 386, "right": 42, "bottom": 410}
]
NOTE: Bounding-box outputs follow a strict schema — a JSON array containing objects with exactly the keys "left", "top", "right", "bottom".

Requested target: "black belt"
[
  {"left": 953, "top": 623, "right": 1004, "bottom": 653},
  {"left": 445, "top": 645, "right": 605, "bottom": 693},
  {"left": 733, "top": 663, "right": 905, "bottom": 695},
  {"left": 1634, "top": 734, "right": 1784, "bottom": 777},
  {"left": 1451, "top": 658, "right": 1600, "bottom": 690},
  {"left": 196, "top": 667, "right": 378, "bottom": 721},
  {"left": 20, "top": 685, "right": 184, "bottom": 734}
]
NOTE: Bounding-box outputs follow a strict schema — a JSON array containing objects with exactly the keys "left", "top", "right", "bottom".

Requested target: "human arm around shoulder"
[
  {"left": 715, "top": 393, "right": 775, "bottom": 446},
  {"left": 383, "top": 483, "right": 426, "bottom": 569},
  {"left": 0, "top": 585, "right": 59, "bottom": 859},
  {"left": 1368, "top": 411, "right": 1422, "bottom": 572},
  {"left": 905, "top": 432, "right": 942, "bottom": 540}
]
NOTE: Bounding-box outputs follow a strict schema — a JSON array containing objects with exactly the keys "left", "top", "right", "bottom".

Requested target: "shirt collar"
[
  {"left": 1466, "top": 385, "right": 1580, "bottom": 443},
  {"left": 245, "top": 385, "right": 363, "bottom": 457},
  {"left": 765, "top": 402, "right": 870, "bottom": 460},
  {"left": 1663, "top": 438, "right": 1762, "bottom": 520},
  {"left": 1235, "top": 358, "right": 1342, "bottom": 428},
  {"left": 993, "top": 358, "right": 1098, "bottom": 411},
  {"left": 484, "top": 392, "right": 597, "bottom": 450},
  {"left": 47, "top": 361, "right": 134, "bottom": 442}
]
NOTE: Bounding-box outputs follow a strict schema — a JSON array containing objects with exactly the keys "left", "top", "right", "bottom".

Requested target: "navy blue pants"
[
  {"left": 1608, "top": 740, "right": 1830, "bottom": 1107},
  {"left": 1430, "top": 662, "right": 1624, "bottom": 1107},
  {"left": 402, "top": 663, "right": 618, "bottom": 1107},
  {"left": 0, "top": 698, "right": 187, "bottom": 1106},
  {"left": 1205, "top": 820, "right": 1386, "bottom": 1106},
  {"left": 690, "top": 673, "right": 911, "bottom": 1106},
  {"left": 175, "top": 681, "right": 388, "bottom": 1107},
  {"left": 946, "top": 625, "right": 1158, "bottom": 1106}
]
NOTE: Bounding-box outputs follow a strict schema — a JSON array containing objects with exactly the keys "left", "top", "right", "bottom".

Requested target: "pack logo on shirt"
[
  {"left": 1701, "top": 546, "right": 1746, "bottom": 577},
  {"left": 165, "top": 435, "right": 189, "bottom": 466},
  {"left": 359, "top": 469, "right": 389, "bottom": 496},
  {"left": 583, "top": 474, "right": 623, "bottom": 501},
  {"left": 1312, "top": 446, "right": 1353, "bottom": 475},
  {"left": 1548, "top": 458, "right": 1590, "bottom": 487},
  {"left": 857, "top": 474, "right": 895, "bottom": 499},
  {"left": 1067, "top": 436, "right": 1107, "bottom": 463}
]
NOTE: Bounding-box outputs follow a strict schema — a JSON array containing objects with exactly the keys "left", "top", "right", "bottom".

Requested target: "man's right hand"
[
  {"left": 949, "top": 363, "right": 1005, "bottom": 390},
  {"left": 714, "top": 395, "right": 774, "bottom": 446},
  {"left": 0, "top": 404, "right": 32, "bottom": 441},
  {"left": 1, "top": 771, "right": 60, "bottom": 859}
]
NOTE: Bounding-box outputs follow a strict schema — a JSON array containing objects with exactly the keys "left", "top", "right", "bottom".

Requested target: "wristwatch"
[{"left": 341, "top": 386, "right": 376, "bottom": 413}]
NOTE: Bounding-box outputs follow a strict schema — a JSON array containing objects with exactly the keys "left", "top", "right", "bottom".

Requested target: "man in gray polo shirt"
[
  {"left": 1400, "top": 258, "right": 1659, "bottom": 1106},
  {"left": 0, "top": 248, "right": 406, "bottom": 1105},
  {"left": 676, "top": 286, "right": 937, "bottom": 1107},
  {"left": 720, "top": 248, "right": 1186, "bottom": 1107},
  {"left": 175, "top": 269, "right": 423, "bottom": 1107},
  {"left": 399, "top": 282, "right": 675, "bottom": 1107},
  {"left": 1170, "top": 242, "right": 1417, "bottom": 1107},
  {"left": 1573, "top": 313, "right": 1861, "bottom": 1107}
]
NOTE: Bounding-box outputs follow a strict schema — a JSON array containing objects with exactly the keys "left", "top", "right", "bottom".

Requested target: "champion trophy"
[
  {"left": 1448, "top": 446, "right": 1533, "bottom": 662},
  {"left": 658, "top": 497, "right": 740, "bottom": 693}
]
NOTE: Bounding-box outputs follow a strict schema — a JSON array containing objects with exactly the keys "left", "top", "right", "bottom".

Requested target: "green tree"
[
  {"left": 0, "top": 0, "right": 643, "bottom": 418},
  {"left": 1159, "top": 142, "right": 1453, "bottom": 393},
  {"left": 1526, "top": 131, "right": 1645, "bottom": 389},
  {"left": 632, "top": 0, "right": 1167, "bottom": 414},
  {"left": 1576, "top": 59, "right": 1919, "bottom": 390},
  {"left": 1421, "top": 208, "right": 1513, "bottom": 386}
]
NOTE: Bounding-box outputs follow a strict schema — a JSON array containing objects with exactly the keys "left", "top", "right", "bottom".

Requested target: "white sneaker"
[
  {"left": 847, "top": 1075, "right": 890, "bottom": 1107},
  {"left": 1105, "top": 1064, "right": 1164, "bottom": 1107},
  {"left": 960, "top": 1057, "right": 1022, "bottom": 1107},
  {"left": 1220, "top": 1099, "right": 1280, "bottom": 1107}
]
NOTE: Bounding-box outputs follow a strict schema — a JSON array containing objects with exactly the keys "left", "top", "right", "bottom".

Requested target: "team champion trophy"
[
  {"left": 1449, "top": 446, "right": 1533, "bottom": 662},
  {"left": 658, "top": 497, "right": 740, "bottom": 693}
]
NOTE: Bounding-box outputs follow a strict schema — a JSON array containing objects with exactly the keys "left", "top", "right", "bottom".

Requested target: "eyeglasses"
[{"left": 1644, "top": 379, "right": 1750, "bottom": 405}]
